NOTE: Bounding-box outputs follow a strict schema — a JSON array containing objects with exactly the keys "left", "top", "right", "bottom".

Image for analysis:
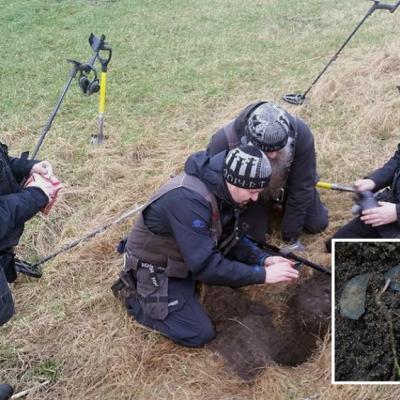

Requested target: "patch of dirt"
[
  {"left": 204, "top": 274, "right": 331, "bottom": 380},
  {"left": 335, "top": 242, "right": 400, "bottom": 381}
]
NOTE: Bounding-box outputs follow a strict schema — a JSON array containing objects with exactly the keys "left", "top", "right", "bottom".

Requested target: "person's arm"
[
  {"left": 228, "top": 235, "right": 272, "bottom": 266},
  {"left": 281, "top": 119, "right": 317, "bottom": 242},
  {"left": 0, "top": 188, "right": 48, "bottom": 240},
  {"left": 367, "top": 144, "right": 400, "bottom": 191},
  {"left": 155, "top": 189, "right": 266, "bottom": 288},
  {"left": 8, "top": 156, "right": 39, "bottom": 184}
]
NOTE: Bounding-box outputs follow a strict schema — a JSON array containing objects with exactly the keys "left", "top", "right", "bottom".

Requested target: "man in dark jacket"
[
  {"left": 326, "top": 144, "right": 400, "bottom": 252},
  {"left": 206, "top": 101, "right": 328, "bottom": 249},
  {"left": 112, "top": 146, "right": 299, "bottom": 347},
  {"left": 0, "top": 142, "right": 56, "bottom": 326}
]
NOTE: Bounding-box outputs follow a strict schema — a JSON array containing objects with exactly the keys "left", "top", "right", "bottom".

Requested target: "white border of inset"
[{"left": 332, "top": 238, "right": 400, "bottom": 385}]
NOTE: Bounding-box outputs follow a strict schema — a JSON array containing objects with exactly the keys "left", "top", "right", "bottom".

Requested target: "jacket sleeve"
[
  {"left": 154, "top": 189, "right": 266, "bottom": 288},
  {"left": 228, "top": 235, "right": 272, "bottom": 266},
  {"left": 9, "top": 156, "right": 39, "bottom": 184},
  {"left": 281, "top": 119, "right": 317, "bottom": 242},
  {"left": 0, "top": 187, "right": 48, "bottom": 241},
  {"left": 368, "top": 144, "right": 400, "bottom": 191}
]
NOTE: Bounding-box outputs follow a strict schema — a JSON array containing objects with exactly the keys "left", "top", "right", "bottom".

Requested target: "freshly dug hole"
[{"left": 204, "top": 274, "right": 331, "bottom": 380}]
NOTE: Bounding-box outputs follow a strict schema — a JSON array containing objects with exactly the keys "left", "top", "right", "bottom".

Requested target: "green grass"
[{"left": 0, "top": 0, "right": 398, "bottom": 146}]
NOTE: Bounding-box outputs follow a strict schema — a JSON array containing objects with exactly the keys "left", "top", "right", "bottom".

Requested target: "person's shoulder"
[
  {"left": 207, "top": 122, "right": 233, "bottom": 155},
  {"left": 289, "top": 114, "right": 312, "bottom": 137},
  {"left": 160, "top": 185, "right": 211, "bottom": 209}
]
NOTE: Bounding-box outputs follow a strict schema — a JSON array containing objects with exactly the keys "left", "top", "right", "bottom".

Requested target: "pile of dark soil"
[
  {"left": 335, "top": 242, "right": 400, "bottom": 381},
  {"left": 204, "top": 274, "right": 331, "bottom": 380}
]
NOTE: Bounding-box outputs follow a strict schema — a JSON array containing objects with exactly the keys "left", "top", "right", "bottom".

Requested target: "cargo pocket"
[{"left": 136, "top": 267, "right": 169, "bottom": 320}]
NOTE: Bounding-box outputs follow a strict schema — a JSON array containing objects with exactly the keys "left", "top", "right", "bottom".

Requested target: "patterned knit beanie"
[
  {"left": 246, "top": 102, "right": 291, "bottom": 152},
  {"left": 223, "top": 146, "right": 271, "bottom": 189}
]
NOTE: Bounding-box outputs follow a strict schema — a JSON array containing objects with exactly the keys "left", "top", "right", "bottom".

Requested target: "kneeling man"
[{"left": 113, "top": 146, "right": 299, "bottom": 347}]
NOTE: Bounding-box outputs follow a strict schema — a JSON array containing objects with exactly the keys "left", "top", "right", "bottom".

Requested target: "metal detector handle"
[
  {"left": 89, "top": 33, "right": 112, "bottom": 71},
  {"left": 371, "top": 0, "right": 400, "bottom": 12}
]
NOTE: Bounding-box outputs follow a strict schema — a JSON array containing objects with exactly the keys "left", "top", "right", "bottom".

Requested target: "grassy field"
[{"left": 1, "top": 0, "right": 400, "bottom": 398}]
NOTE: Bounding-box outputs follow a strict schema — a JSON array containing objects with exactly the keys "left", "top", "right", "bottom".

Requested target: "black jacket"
[
  {"left": 368, "top": 143, "right": 400, "bottom": 223},
  {"left": 0, "top": 142, "right": 48, "bottom": 280},
  {"left": 142, "top": 151, "right": 268, "bottom": 288},
  {"left": 206, "top": 102, "right": 319, "bottom": 241}
]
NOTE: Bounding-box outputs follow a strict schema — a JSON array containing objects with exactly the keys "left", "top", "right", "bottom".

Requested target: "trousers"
[
  {"left": 0, "top": 266, "right": 15, "bottom": 326},
  {"left": 326, "top": 216, "right": 400, "bottom": 252},
  {"left": 122, "top": 277, "right": 215, "bottom": 348}
]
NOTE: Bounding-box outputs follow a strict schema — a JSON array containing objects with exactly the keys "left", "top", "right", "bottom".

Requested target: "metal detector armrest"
[{"left": 371, "top": 0, "right": 400, "bottom": 12}]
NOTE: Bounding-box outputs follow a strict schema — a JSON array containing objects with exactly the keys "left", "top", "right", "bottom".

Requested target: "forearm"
[
  {"left": 9, "top": 156, "right": 39, "bottom": 183},
  {"left": 0, "top": 188, "right": 48, "bottom": 240},
  {"left": 228, "top": 235, "right": 271, "bottom": 266}
]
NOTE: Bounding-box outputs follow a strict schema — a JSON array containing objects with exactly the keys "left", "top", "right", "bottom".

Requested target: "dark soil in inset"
[
  {"left": 204, "top": 274, "right": 331, "bottom": 380},
  {"left": 335, "top": 242, "right": 400, "bottom": 382}
]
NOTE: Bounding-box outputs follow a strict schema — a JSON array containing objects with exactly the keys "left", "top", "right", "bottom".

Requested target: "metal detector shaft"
[
  {"left": 30, "top": 204, "right": 143, "bottom": 269},
  {"left": 316, "top": 181, "right": 355, "bottom": 192},
  {"left": 251, "top": 238, "right": 331, "bottom": 276}
]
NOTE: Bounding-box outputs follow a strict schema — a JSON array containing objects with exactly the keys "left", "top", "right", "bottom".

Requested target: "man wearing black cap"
[
  {"left": 207, "top": 101, "right": 328, "bottom": 249},
  {"left": 112, "top": 146, "right": 299, "bottom": 347}
]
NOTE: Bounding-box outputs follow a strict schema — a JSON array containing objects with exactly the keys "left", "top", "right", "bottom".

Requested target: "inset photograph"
[{"left": 333, "top": 240, "right": 400, "bottom": 383}]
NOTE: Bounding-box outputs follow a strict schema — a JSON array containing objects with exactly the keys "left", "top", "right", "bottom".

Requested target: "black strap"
[
  {"left": 139, "top": 260, "right": 165, "bottom": 287},
  {"left": 218, "top": 209, "right": 241, "bottom": 255}
]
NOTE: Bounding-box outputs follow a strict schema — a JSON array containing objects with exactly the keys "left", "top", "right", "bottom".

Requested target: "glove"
[
  {"left": 25, "top": 172, "right": 63, "bottom": 215},
  {"left": 281, "top": 239, "right": 306, "bottom": 255}
]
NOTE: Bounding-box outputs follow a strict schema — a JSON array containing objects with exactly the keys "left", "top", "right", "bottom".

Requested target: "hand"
[
  {"left": 30, "top": 161, "right": 53, "bottom": 177},
  {"left": 360, "top": 202, "right": 397, "bottom": 227},
  {"left": 25, "top": 173, "right": 60, "bottom": 201},
  {"left": 354, "top": 178, "right": 375, "bottom": 192},
  {"left": 264, "top": 256, "right": 295, "bottom": 267},
  {"left": 264, "top": 262, "right": 299, "bottom": 284}
]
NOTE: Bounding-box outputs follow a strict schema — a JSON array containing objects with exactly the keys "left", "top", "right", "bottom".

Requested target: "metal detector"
[
  {"left": 283, "top": 0, "right": 400, "bottom": 105},
  {"left": 31, "top": 33, "right": 106, "bottom": 159},
  {"left": 16, "top": 34, "right": 110, "bottom": 278},
  {"left": 91, "top": 36, "right": 112, "bottom": 145}
]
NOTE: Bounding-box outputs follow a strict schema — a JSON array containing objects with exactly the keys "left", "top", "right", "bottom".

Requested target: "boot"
[{"left": 0, "top": 384, "right": 13, "bottom": 400}]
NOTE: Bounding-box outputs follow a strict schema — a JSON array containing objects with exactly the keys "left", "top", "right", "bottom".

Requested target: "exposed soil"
[
  {"left": 204, "top": 274, "right": 331, "bottom": 380},
  {"left": 335, "top": 242, "right": 400, "bottom": 382}
]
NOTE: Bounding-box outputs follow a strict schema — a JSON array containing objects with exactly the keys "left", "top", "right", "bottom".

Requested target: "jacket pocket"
[{"left": 136, "top": 266, "right": 169, "bottom": 320}]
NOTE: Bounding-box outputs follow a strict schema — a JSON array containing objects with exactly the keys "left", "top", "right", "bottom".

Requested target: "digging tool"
[
  {"left": 15, "top": 204, "right": 144, "bottom": 278},
  {"left": 283, "top": 0, "right": 400, "bottom": 105},
  {"left": 316, "top": 181, "right": 355, "bottom": 192},
  {"left": 91, "top": 37, "right": 112, "bottom": 145},
  {"left": 31, "top": 33, "right": 105, "bottom": 159},
  {"left": 251, "top": 237, "right": 331, "bottom": 276}
]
